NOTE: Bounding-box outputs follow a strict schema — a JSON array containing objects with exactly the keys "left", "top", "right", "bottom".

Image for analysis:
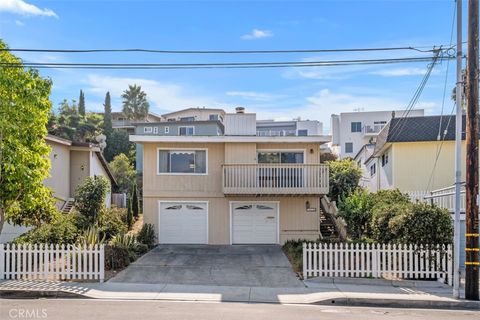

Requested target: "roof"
[
  {"left": 162, "top": 107, "right": 225, "bottom": 117},
  {"left": 45, "top": 134, "right": 72, "bottom": 146},
  {"left": 353, "top": 143, "right": 376, "bottom": 162},
  {"left": 373, "top": 115, "right": 467, "bottom": 156},
  {"left": 94, "top": 151, "right": 117, "bottom": 187}
]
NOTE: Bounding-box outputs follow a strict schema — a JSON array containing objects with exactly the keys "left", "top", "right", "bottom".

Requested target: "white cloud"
[
  {"left": 0, "top": 0, "right": 58, "bottom": 18},
  {"left": 226, "top": 91, "right": 284, "bottom": 102},
  {"left": 15, "top": 19, "right": 24, "bottom": 26},
  {"left": 83, "top": 74, "right": 220, "bottom": 113},
  {"left": 371, "top": 67, "right": 428, "bottom": 77},
  {"left": 241, "top": 29, "right": 273, "bottom": 40}
]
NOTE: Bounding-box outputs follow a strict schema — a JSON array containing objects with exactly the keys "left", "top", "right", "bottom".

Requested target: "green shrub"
[
  {"left": 126, "top": 195, "right": 133, "bottom": 229},
  {"left": 338, "top": 188, "right": 374, "bottom": 239},
  {"left": 75, "top": 176, "right": 110, "bottom": 223},
  {"left": 78, "top": 226, "right": 105, "bottom": 245},
  {"left": 104, "top": 245, "right": 130, "bottom": 270},
  {"left": 109, "top": 233, "right": 136, "bottom": 249},
  {"left": 327, "top": 159, "right": 362, "bottom": 202},
  {"left": 133, "top": 243, "right": 149, "bottom": 255},
  {"left": 14, "top": 214, "right": 80, "bottom": 244},
  {"left": 97, "top": 208, "right": 128, "bottom": 240},
  {"left": 137, "top": 223, "right": 156, "bottom": 248}
]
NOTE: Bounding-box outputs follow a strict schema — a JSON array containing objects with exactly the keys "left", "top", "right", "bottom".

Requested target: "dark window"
[
  {"left": 209, "top": 114, "right": 220, "bottom": 121},
  {"left": 179, "top": 126, "right": 194, "bottom": 136},
  {"left": 297, "top": 129, "right": 308, "bottom": 136},
  {"left": 351, "top": 122, "right": 362, "bottom": 133},
  {"left": 180, "top": 116, "right": 195, "bottom": 122},
  {"left": 370, "top": 163, "right": 376, "bottom": 177},
  {"left": 158, "top": 150, "right": 207, "bottom": 174},
  {"left": 345, "top": 142, "right": 353, "bottom": 153},
  {"left": 257, "top": 151, "right": 304, "bottom": 164},
  {"left": 381, "top": 153, "right": 389, "bottom": 167}
]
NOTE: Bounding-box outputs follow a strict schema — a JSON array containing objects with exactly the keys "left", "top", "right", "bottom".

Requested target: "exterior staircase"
[
  {"left": 319, "top": 196, "right": 347, "bottom": 241},
  {"left": 319, "top": 208, "right": 337, "bottom": 238},
  {"left": 61, "top": 199, "right": 75, "bottom": 214}
]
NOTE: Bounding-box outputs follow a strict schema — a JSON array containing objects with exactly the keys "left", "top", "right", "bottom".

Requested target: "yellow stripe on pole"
[
  {"left": 465, "top": 248, "right": 480, "bottom": 251},
  {"left": 465, "top": 233, "right": 480, "bottom": 237},
  {"left": 465, "top": 262, "right": 480, "bottom": 266}
]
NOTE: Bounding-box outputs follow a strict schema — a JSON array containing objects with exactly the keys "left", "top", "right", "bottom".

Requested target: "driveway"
[{"left": 109, "top": 245, "right": 303, "bottom": 287}]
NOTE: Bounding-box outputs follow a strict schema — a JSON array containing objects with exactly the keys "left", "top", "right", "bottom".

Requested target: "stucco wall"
[
  {"left": 70, "top": 150, "right": 90, "bottom": 196},
  {"left": 44, "top": 140, "right": 71, "bottom": 200}
]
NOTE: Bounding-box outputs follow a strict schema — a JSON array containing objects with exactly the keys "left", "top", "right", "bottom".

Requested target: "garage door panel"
[
  {"left": 232, "top": 203, "right": 277, "bottom": 244},
  {"left": 159, "top": 202, "right": 207, "bottom": 244}
]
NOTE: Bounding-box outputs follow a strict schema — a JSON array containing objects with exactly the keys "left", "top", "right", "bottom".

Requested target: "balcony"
[
  {"left": 222, "top": 164, "right": 329, "bottom": 195},
  {"left": 112, "top": 119, "right": 134, "bottom": 128},
  {"left": 256, "top": 129, "right": 297, "bottom": 137},
  {"left": 362, "top": 124, "right": 385, "bottom": 136}
]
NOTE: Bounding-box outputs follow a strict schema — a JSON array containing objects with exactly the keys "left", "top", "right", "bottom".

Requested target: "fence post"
[
  {"left": 0, "top": 243, "right": 4, "bottom": 280},
  {"left": 372, "top": 244, "right": 378, "bottom": 278},
  {"left": 99, "top": 244, "right": 105, "bottom": 283}
]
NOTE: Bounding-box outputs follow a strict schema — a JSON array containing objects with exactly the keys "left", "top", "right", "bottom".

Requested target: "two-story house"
[
  {"left": 130, "top": 108, "right": 330, "bottom": 245},
  {"left": 330, "top": 109, "right": 424, "bottom": 159}
]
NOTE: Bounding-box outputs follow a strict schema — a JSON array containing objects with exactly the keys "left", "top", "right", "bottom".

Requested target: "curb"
[{"left": 0, "top": 290, "right": 88, "bottom": 299}]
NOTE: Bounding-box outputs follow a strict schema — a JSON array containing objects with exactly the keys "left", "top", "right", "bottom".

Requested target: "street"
[{"left": 0, "top": 299, "right": 477, "bottom": 320}]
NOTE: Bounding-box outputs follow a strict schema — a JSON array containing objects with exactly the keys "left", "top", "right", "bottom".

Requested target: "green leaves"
[
  {"left": 108, "top": 153, "right": 136, "bottom": 192},
  {"left": 121, "top": 84, "right": 150, "bottom": 121},
  {"left": 327, "top": 158, "right": 362, "bottom": 202},
  {"left": 74, "top": 176, "right": 110, "bottom": 224}
]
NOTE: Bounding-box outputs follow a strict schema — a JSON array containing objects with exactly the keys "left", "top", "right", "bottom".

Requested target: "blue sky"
[{"left": 0, "top": 0, "right": 464, "bottom": 132}]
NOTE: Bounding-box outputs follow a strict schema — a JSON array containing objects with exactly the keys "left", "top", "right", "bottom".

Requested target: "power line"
[
  {"left": 0, "top": 56, "right": 454, "bottom": 70},
  {"left": 0, "top": 46, "right": 448, "bottom": 55}
]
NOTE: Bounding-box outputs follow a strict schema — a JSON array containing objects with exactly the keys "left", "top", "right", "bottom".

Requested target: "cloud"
[
  {"left": 226, "top": 91, "right": 285, "bottom": 102},
  {"left": 83, "top": 74, "right": 219, "bottom": 113},
  {"left": 0, "top": 0, "right": 58, "bottom": 18},
  {"left": 241, "top": 29, "right": 273, "bottom": 40},
  {"left": 371, "top": 67, "right": 429, "bottom": 77},
  {"left": 15, "top": 19, "right": 24, "bottom": 26}
]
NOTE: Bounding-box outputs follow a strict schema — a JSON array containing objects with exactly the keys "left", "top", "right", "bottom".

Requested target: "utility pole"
[
  {"left": 465, "top": 0, "right": 480, "bottom": 301},
  {"left": 453, "top": 0, "right": 463, "bottom": 299}
]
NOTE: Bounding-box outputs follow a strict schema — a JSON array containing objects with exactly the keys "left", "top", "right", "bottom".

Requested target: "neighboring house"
[
  {"left": 0, "top": 135, "right": 117, "bottom": 243},
  {"left": 256, "top": 119, "right": 323, "bottom": 137},
  {"left": 353, "top": 143, "right": 376, "bottom": 190},
  {"left": 161, "top": 107, "right": 226, "bottom": 123},
  {"left": 111, "top": 111, "right": 163, "bottom": 134},
  {"left": 330, "top": 109, "right": 424, "bottom": 159},
  {"left": 130, "top": 108, "right": 330, "bottom": 245},
  {"left": 365, "top": 115, "right": 469, "bottom": 193}
]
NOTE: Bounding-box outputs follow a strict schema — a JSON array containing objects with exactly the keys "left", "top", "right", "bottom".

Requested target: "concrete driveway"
[{"left": 109, "top": 245, "right": 303, "bottom": 287}]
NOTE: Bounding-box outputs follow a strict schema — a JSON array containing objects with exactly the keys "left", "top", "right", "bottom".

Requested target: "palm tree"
[{"left": 121, "top": 84, "right": 150, "bottom": 121}]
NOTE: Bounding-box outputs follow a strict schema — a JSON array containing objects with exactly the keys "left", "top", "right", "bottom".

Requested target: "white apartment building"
[{"left": 330, "top": 109, "right": 424, "bottom": 159}]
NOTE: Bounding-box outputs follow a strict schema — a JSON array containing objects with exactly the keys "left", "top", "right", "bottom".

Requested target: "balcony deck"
[{"left": 222, "top": 163, "right": 329, "bottom": 196}]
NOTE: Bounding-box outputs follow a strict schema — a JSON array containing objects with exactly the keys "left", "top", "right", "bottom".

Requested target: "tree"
[
  {"left": 74, "top": 176, "right": 110, "bottom": 224},
  {"left": 126, "top": 195, "right": 133, "bottom": 229},
  {"left": 0, "top": 39, "right": 57, "bottom": 234},
  {"left": 103, "top": 92, "right": 113, "bottom": 138},
  {"left": 338, "top": 188, "right": 374, "bottom": 239},
  {"left": 327, "top": 158, "right": 362, "bottom": 203},
  {"left": 121, "top": 84, "right": 149, "bottom": 120},
  {"left": 109, "top": 153, "right": 136, "bottom": 193},
  {"left": 78, "top": 89, "right": 85, "bottom": 117},
  {"left": 131, "top": 184, "right": 139, "bottom": 219},
  {"left": 104, "top": 130, "right": 135, "bottom": 163}
]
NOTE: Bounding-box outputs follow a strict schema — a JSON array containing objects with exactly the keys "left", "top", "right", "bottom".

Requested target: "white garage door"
[
  {"left": 159, "top": 202, "right": 208, "bottom": 244},
  {"left": 232, "top": 202, "right": 278, "bottom": 244}
]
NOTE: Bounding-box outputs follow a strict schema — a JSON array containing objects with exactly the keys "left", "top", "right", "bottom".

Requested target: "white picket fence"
[
  {"left": 0, "top": 243, "right": 105, "bottom": 282},
  {"left": 303, "top": 243, "right": 453, "bottom": 285}
]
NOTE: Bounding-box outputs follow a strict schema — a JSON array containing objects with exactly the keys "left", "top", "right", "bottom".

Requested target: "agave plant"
[
  {"left": 80, "top": 226, "right": 106, "bottom": 245},
  {"left": 110, "top": 233, "right": 137, "bottom": 249}
]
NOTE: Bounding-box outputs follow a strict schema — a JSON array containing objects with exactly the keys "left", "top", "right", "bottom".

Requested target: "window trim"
[
  {"left": 256, "top": 149, "right": 306, "bottom": 164},
  {"left": 345, "top": 142, "right": 353, "bottom": 154},
  {"left": 178, "top": 126, "right": 195, "bottom": 136},
  {"left": 370, "top": 163, "right": 376, "bottom": 177},
  {"left": 165, "top": 126, "right": 170, "bottom": 134},
  {"left": 144, "top": 127, "right": 153, "bottom": 134},
  {"left": 351, "top": 122, "right": 362, "bottom": 133},
  {"left": 157, "top": 147, "right": 208, "bottom": 176}
]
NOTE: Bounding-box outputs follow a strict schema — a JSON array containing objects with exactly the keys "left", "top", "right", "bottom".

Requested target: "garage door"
[
  {"left": 159, "top": 202, "right": 208, "bottom": 244},
  {"left": 232, "top": 202, "right": 278, "bottom": 244}
]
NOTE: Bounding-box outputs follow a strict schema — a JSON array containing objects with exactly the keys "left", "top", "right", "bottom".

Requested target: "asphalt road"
[{"left": 0, "top": 299, "right": 478, "bottom": 320}]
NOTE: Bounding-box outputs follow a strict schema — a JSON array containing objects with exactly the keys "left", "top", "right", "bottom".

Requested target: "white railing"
[
  {"left": 0, "top": 243, "right": 105, "bottom": 282},
  {"left": 407, "top": 185, "right": 466, "bottom": 212},
  {"left": 223, "top": 164, "right": 329, "bottom": 195},
  {"left": 363, "top": 124, "right": 385, "bottom": 135},
  {"left": 303, "top": 243, "right": 453, "bottom": 285},
  {"left": 256, "top": 129, "right": 297, "bottom": 137}
]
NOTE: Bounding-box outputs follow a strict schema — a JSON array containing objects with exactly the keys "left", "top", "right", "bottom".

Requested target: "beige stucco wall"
[
  {"left": 392, "top": 141, "right": 467, "bottom": 192},
  {"left": 70, "top": 150, "right": 90, "bottom": 196},
  {"left": 141, "top": 141, "right": 324, "bottom": 244},
  {"left": 44, "top": 140, "right": 71, "bottom": 200}
]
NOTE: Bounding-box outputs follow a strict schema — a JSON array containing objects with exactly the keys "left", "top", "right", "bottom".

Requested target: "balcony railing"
[
  {"left": 363, "top": 124, "right": 385, "bottom": 136},
  {"left": 112, "top": 119, "right": 134, "bottom": 127},
  {"left": 222, "top": 163, "right": 329, "bottom": 195},
  {"left": 256, "top": 129, "right": 297, "bottom": 137}
]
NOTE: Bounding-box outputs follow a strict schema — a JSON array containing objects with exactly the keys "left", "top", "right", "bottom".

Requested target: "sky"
[{"left": 0, "top": 0, "right": 465, "bottom": 133}]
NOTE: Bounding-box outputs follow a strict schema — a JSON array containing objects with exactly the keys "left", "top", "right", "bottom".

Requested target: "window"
[
  {"left": 257, "top": 151, "right": 304, "bottom": 164},
  {"left": 167, "top": 118, "right": 176, "bottom": 122},
  {"left": 144, "top": 127, "right": 153, "bottom": 134},
  {"left": 209, "top": 114, "right": 221, "bottom": 121},
  {"left": 297, "top": 129, "right": 308, "bottom": 136},
  {"left": 370, "top": 163, "right": 376, "bottom": 177},
  {"left": 158, "top": 149, "right": 207, "bottom": 174},
  {"left": 180, "top": 116, "right": 195, "bottom": 122},
  {"left": 179, "top": 126, "right": 194, "bottom": 136},
  {"left": 153, "top": 127, "right": 158, "bottom": 134},
  {"left": 345, "top": 142, "right": 353, "bottom": 153},
  {"left": 382, "top": 153, "right": 389, "bottom": 166},
  {"left": 165, "top": 126, "right": 170, "bottom": 134},
  {"left": 351, "top": 122, "right": 362, "bottom": 133}
]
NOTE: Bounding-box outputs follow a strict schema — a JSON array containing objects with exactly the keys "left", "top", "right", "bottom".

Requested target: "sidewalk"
[{"left": 1, "top": 278, "right": 479, "bottom": 310}]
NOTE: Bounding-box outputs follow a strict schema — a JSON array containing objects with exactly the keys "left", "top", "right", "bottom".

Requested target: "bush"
[
  {"left": 327, "top": 159, "right": 362, "bottom": 202},
  {"left": 282, "top": 240, "right": 306, "bottom": 273},
  {"left": 137, "top": 223, "right": 156, "bottom": 248},
  {"left": 97, "top": 208, "right": 128, "bottom": 240},
  {"left": 338, "top": 188, "right": 374, "bottom": 239},
  {"left": 389, "top": 203, "right": 453, "bottom": 245},
  {"left": 75, "top": 176, "right": 110, "bottom": 223},
  {"left": 104, "top": 245, "right": 130, "bottom": 270},
  {"left": 14, "top": 214, "right": 80, "bottom": 244},
  {"left": 126, "top": 195, "right": 133, "bottom": 229}
]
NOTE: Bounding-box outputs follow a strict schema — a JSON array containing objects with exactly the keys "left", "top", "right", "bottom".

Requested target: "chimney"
[
  {"left": 391, "top": 111, "right": 396, "bottom": 119},
  {"left": 235, "top": 107, "right": 245, "bottom": 114}
]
